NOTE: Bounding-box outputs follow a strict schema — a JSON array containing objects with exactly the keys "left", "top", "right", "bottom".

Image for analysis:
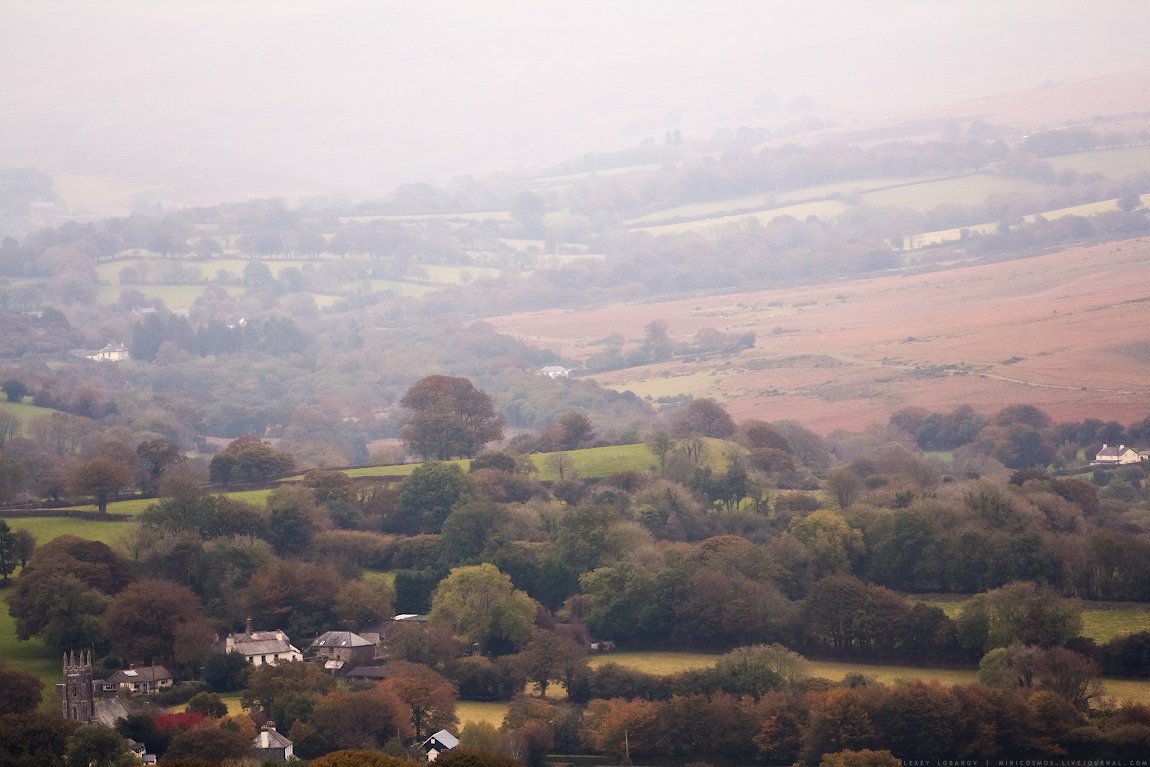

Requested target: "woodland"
[{"left": 3, "top": 120, "right": 1150, "bottom": 766}]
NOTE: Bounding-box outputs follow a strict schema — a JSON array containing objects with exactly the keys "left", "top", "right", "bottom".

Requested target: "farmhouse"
[
  {"left": 1095, "top": 444, "right": 1143, "bottom": 465},
  {"left": 537, "top": 365, "right": 572, "bottom": 378},
  {"left": 219, "top": 618, "right": 303, "bottom": 666}
]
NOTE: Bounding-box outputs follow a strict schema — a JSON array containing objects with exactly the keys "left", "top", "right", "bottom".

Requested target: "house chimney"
[
  {"left": 245, "top": 617, "right": 253, "bottom": 635},
  {"left": 264, "top": 721, "right": 276, "bottom": 732}
]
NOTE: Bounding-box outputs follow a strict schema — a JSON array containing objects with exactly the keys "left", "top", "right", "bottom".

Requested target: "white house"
[
  {"left": 537, "top": 365, "right": 572, "bottom": 379},
  {"left": 1095, "top": 444, "right": 1143, "bottom": 465},
  {"left": 220, "top": 618, "right": 303, "bottom": 666},
  {"left": 87, "top": 342, "right": 130, "bottom": 362}
]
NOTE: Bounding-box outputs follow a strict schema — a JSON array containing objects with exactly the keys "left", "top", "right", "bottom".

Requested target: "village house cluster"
[{"left": 59, "top": 615, "right": 466, "bottom": 764}]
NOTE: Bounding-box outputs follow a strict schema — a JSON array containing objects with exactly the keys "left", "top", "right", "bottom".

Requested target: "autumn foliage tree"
[
  {"left": 400, "top": 375, "right": 504, "bottom": 460},
  {"left": 70, "top": 456, "right": 133, "bottom": 514},
  {"left": 103, "top": 578, "right": 216, "bottom": 668},
  {"left": 379, "top": 661, "right": 459, "bottom": 740}
]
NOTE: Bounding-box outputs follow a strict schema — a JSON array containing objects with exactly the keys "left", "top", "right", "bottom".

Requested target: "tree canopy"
[{"left": 400, "top": 375, "right": 504, "bottom": 460}]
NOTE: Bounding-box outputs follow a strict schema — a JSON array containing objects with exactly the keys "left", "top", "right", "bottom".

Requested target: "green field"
[
  {"left": 629, "top": 193, "right": 779, "bottom": 226},
  {"left": 586, "top": 650, "right": 1150, "bottom": 704},
  {"left": 95, "top": 283, "right": 244, "bottom": 307},
  {"left": 1080, "top": 606, "right": 1150, "bottom": 643},
  {"left": 519, "top": 163, "right": 665, "bottom": 191},
  {"left": 0, "top": 399, "right": 59, "bottom": 431},
  {"left": 587, "top": 651, "right": 718, "bottom": 675},
  {"left": 340, "top": 211, "right": 514, "bottom": 224},
  {"left": 529, "top": 443, "right": 660, "bottom": 481},
  {"left": 346, "top": 441, "right": 733, "bottom": 482},
  {"left": 420, "top": 264, "right": 503, "bottom": 286},
  {"left": 1046, "top": 145, "right": 1150, "bottom": 177},
  {"left": 0, "top": 591, "right": 59, "bottom": 694},
  {"left": 2, "top": 515, "right": 136, "bottom": 546},
  {"left": 861, "top": 174, "right": 1051, "bottom": 211},
  {"left": 917, "top": 595, "right": 1150, "bottom": 643},
  {"left": 639, "top": 199, "right": 847, "bottom": 235},
  {"left": 456, "top": 700, "right": 512, "bottom": 728}
]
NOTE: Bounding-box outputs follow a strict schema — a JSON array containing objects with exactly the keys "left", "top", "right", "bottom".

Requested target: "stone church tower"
[{"left": 61, "top": 650, "right": 95, "bottom": 723}]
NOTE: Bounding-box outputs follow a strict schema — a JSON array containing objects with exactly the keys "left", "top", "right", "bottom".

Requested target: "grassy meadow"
[
  {"left": 915, "top": 594, "right": 1150, "bottom": 644},
  {"left": 1045, "top": 145, "right": 1150, "bottom": 177},
  {"left": 3, "top": 515, "right": 136, "bottom": 546},
  {"left": 0, "top": 399, "right": 59, "bottom": 429},
  {"left": 0, "top": 591, "right": 60, "bottom": 693},
  {"left": 639, "top": 199, "right": 847, "bottom": 235}
]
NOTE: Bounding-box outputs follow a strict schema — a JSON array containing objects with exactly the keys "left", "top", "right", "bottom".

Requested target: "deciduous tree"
[
  {"left": 70, "top": 456, "right": 133, "bottom": 514},
  {"left": 65, "top": 724, "right": 136, "bottom": 767},
  {"left": 208, "top": 435, "right": 295, "bottom": 485},
  {"left": 379, "top": 661, "right": 459, "bottom": 740},
  {"left": 103, "top": 578, "right": 215, "bottom": 666},
  {"left": 430, "top": 564, "right": 537, "bottom": 654},
  {"left": 400, "top": 375, "right": 504, "bottom": 460},
  {"left": 513, "top": 628, "right": 588, "bottom": 697},
  {"left": 0, "top": 662, "right": 42, "bottom": 714}
]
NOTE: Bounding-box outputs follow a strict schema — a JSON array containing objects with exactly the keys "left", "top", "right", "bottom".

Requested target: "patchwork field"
[{"left": 489, "top": 236, "right": 1150, "bottom": 434}]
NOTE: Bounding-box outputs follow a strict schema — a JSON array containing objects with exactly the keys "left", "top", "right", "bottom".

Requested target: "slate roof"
[
  {"left": 104, "top": 665, "right": 172, "bottom": 684},
  {"left": 255, "top": 727, "right": 294, "bottom": 749},
  {"left": 310, "top": 631, "right": 374, "bottom": 650},
  {"left": 425, "top": 730, "right": 460, "bottom": 750},
  {"left": 235, "top": 638, "right": 298, "bottom": 655},
  {"left": 346, "top": 666, "right": 390, "bottom": 680}
]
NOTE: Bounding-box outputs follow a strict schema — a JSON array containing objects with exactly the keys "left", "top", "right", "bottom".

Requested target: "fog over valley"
[{"left": 5, "top": 1, "right": 1150, "bottom": 209}]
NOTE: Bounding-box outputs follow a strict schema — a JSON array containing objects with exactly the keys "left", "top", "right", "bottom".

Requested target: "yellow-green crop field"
[
  {"left": 456, "top": 700, "right": 512, "bottom": 728},
  {"left": 1046, "top": 146, "right": 1150, "bottom": 177}
]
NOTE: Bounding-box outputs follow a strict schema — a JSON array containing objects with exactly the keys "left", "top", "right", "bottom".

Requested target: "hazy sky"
[{"left": 4, "top": 1, "right": 1149, "bottom": 207}]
